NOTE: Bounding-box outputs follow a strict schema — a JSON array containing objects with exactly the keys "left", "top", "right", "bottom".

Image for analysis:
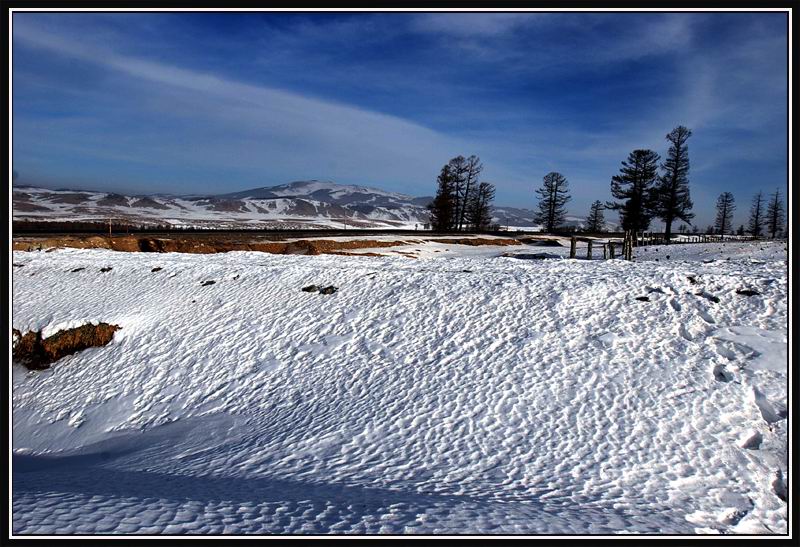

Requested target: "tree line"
[
  {"left": 428, "top": 125, "right": 786, "bottom": 240},
  {"left": 428, "top": 155, "right": 498, "bottom": 232}
]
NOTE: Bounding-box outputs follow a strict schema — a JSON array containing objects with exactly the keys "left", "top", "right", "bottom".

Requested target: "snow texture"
[{"left": 11, "top": 240, "right": 788, "bottom": 535}]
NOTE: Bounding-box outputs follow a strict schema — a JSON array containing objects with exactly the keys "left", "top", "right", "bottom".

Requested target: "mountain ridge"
[{"left": 12, "top": 180, "right": 604, "bottom": 230}]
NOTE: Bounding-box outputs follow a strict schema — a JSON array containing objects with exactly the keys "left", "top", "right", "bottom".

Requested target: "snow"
[{"left": 10, "top": 240, "right": 788, "bottom": 535}]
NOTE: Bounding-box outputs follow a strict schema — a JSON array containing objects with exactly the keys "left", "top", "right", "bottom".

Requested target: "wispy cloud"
[
  {"left": 13, "top": 18, "right": 471, "bottom": 194},
  {"left": 409, "top": 13, "right": 541, "bottom": 37}
]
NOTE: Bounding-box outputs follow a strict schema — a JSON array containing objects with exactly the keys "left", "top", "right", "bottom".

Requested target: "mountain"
[
  {"left": 12, "top": 181, "right": 427, "bottom": 229},
  {"left": 12, "top": 180, "right": 610, "bottom": 230}
]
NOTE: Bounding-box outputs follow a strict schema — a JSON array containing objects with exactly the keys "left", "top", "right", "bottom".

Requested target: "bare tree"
[
  {"left": 465, "top": 182, "right": 496, "bottom": 232},
  {"left": 586, "top": 200, "right": 606, "bottom": 232},
  {"left": 714, "top": 192, "right": 735, "bottom": 235},
  {"left": 457, "top": 155, "right": 483, "bottom": 231},
  {"left": 446, "top": 156, "right": 468, "bottom": 231},
  {"left": 533, "top": 172, "right": 571, "bottom": 233},
  {"left": 766, "top": 189, "right": 785, "bottom": 239},
  {"left": 747, "top": 191, "right": 766, "bottom": 238}
]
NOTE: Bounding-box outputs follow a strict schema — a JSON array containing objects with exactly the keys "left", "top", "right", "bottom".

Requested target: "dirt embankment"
[
  {"left": 12, "top": 323, "right": 121, "bottom": 370},
  {"left": 13, "top": 235, "right": 521, "bottom": 255}
]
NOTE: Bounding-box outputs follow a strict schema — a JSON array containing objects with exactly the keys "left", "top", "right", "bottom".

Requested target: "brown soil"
[
  {"left": 12, "top": 235, "right": 521, "bottom": 256},
  {"left": 12, "top": 323, "right": 121, "bottom": 370}
]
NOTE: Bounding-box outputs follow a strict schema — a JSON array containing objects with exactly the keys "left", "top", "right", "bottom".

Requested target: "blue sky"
[{"left": 12, "top": 11, "right": 788, "bottom": 228}]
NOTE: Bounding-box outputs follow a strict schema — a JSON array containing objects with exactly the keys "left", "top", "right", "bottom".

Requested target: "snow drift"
[{"left": 11, "top": 241, "right": 788, "bottom": 535}]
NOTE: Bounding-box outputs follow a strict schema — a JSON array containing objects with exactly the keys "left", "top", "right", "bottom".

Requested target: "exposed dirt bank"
[
  {"left": 12, "top": 323, "right": 121, "bottom": 370},
  {"left": 12, "top": 235, "right": 521, "bottom": 255}
]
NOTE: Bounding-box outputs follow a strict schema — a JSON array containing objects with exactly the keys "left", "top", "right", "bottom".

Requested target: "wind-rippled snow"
[{"left": 11, "top": 241, "right": 788, "bottom": 535}]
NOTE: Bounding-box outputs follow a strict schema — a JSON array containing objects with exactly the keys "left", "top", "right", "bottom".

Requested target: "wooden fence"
[{"left": 569, "top": 231, "right": 762, "bottom": 261}]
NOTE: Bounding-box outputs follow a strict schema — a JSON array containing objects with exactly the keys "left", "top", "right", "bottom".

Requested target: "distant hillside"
[{"left": 13, "top": 180, "right": 614, "bottom": 230}]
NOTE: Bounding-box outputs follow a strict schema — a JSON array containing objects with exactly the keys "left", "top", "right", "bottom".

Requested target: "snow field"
[{"left": 11, "top": 241, "right": 788, "bottom": 534}]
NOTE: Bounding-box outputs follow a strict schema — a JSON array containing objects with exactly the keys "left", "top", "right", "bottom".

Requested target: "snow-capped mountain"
[
  {"left": 12, "top": 181, "right": 429, "bottom": 229},
  {"left": 12, "top": 180, "right": 607, "bottom": 230}
]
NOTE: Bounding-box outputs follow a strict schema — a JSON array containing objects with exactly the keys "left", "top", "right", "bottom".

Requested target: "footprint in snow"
[{"left": 712, "top": 364, "right": 733, "bottom": 382}]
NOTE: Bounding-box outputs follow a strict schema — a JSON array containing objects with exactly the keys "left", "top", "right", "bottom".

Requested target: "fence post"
[
  {"left": 628, "top": 233, "right": 633, "bottom": 260},
  {"left": 622, "top": 231, "right": 630, "bottom": 260},
  {"left": 570, "top": 237, "right": 577, "bottom": 259},
  {"left": 609, "top": 241, "right": 615, "bottom": 259},
  {"left": 587, "top": 240, "right": 593, "bottom": 260},
  {"left": 603, "top": 243, "right": 608, "bottom": 260}
]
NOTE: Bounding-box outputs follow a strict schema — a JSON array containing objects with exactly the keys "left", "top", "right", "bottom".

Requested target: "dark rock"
[
  {"left": 301, "top": 285, "right": 320, "bottom": 293},
  {"left": 319, "top": 286, "right": 338, "bottom": 295},
  {"left": 634, "top": 296, "right": 650, "bottom": 302},
  {"left": 151, "top": 267, "right": 163, "bottom": 272},
  {"left": 736, "top": 288, "right": 761, "bottom": 296},
  {"left": 695, "top": 291, "right": 720, "bottom": 303},
  {"left": 100, "top": 267, "right": 113, "bottom": 273},
  {"left": 687, "top": 275, "right": 698, "bottom": 285},
  {"left": 13, "top": 263, "right": 24, "bottom": 268},
  {"left": 200, "top": 280, "right": 216, "bottom": 286},
  {"left": 71, "top": 267, "right": 85, "bottom": 272}
]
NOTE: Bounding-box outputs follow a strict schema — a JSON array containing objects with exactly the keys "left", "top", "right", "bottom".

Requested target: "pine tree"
[
  {"left": 428, "top": 164, "right": 457, "bottom": 232},
  {"left": 653, "top": 126, "right": 694, "bottom": 243},
  {"left": 747, "top": 191, "right": 766, "bottom": 237},
  {"left": 606, "top": 149, "right": 660, "bottom": 232},
  {"left": 586, "top": 200, "right": 605, "bottom": 232},
  {"left": 714, "top": 192, "right": 735, "bottom": 235},
  {"left": 457, "top": 155, "right": 483, "bottom": 231},
  {"left": 465, "top": 182, "right": 496, "bottom": 232},
  {"left": 737, "top": 225, "right": 745, "bottom": 236},
  {"left": 766, "top": 189, "right": 785, "bottom": 239},
  {"left": 533, "top": 172, "right": 571, "bottom": 233},
  {"left": 446, "top": 156, "right": 468, "bottom": 231}
]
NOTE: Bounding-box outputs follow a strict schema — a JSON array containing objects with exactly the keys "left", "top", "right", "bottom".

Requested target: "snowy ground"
[{"left": 10, "top": 241, "right": 789, "bottom": 535}]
